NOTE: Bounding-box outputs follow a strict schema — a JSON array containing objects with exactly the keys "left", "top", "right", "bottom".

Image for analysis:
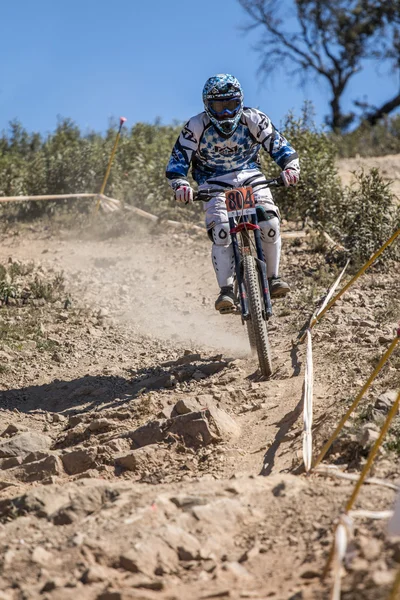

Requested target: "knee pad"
[
  {"left": 259, "top": 214, "right": 280, "bottom": 243},
  {"left": 208, "top": 222, "right": 231, "bottom": 245}
]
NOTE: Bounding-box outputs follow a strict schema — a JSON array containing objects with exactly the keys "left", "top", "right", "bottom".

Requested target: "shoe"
[
  {"left": 269, "top": 277, "right": 290, "bottom": 299},
  {"left": 215, "top": 286, "right": 236, "bottom": 312}
]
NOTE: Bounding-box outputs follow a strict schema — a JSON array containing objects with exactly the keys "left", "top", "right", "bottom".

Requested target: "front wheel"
[{"left": 243, "top": 255, "right": 273, "bottom": 377}]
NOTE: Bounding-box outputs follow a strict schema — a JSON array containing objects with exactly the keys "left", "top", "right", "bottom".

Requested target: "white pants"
[{"left": 202, "top": 169, "right": 281, "bottom": 288}]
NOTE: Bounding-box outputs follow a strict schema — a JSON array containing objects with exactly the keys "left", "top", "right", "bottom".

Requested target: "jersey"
[{"left": 165, "top": 107, "right": 300, "bottom": 188}]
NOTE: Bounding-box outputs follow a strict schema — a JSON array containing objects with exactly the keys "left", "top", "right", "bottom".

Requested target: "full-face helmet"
[{"left": 202, "top": 74, "right": 244, "bottom": 136}]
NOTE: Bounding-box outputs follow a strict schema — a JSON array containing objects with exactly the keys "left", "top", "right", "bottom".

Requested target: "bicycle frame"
[{"left": 229, "top": 208, "right": 272, "bottom": 321}]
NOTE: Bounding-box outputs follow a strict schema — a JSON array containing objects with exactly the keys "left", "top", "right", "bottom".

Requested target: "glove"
[
  {"left": 175, "top": 185, "right": 193, "bottom": 204},
  {"left": 281, "top": 169, "right": 299, "bottom": 187}
]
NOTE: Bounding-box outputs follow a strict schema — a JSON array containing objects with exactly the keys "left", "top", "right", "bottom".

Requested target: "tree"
[{"left": 238, "top": 0, "right": 400, "bottom": 131}]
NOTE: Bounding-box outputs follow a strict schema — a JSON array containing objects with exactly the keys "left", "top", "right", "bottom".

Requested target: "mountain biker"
[{"left": 165, "top": 74, "right": 300, "bottom": 313}]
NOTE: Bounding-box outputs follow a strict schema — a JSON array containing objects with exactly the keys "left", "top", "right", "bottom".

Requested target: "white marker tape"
[{"left": 303, "top": 329, "right": 314, "bottom": 472}]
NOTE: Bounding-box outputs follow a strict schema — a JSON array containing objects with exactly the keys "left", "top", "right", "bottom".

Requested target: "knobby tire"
[{"left": 243, "top": 255, "right": 273, "bottom": 377}]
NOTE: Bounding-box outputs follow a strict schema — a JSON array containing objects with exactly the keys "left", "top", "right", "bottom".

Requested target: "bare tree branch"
[
  {"left": 238, "top": 0, "right": 400, "bottom": 131},
  {"left": 365, "top": 92, "right": 400, "bottom": 126}
]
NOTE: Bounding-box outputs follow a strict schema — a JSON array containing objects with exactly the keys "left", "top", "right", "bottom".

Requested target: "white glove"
[
  {"left": 175, "top": 185, "right": 193, "bottom": 204},
  {"left": 281, "top": 169, "right": 299, "bottom": 187}
]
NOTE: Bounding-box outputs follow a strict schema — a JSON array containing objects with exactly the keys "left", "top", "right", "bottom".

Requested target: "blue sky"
[{"left": 0, "top": 0, "right": 399, "bottom": 135}]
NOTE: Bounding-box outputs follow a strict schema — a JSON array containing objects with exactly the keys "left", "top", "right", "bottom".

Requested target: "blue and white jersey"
[{"left": 166, "top": 108, "right": 299, "bottom": 188}]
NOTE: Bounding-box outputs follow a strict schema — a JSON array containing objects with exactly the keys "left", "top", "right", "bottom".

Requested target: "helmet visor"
[{"left": 208, "top": 98, "right": 241, "bottom": 120}]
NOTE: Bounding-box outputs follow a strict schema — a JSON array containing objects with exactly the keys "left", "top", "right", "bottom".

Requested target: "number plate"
[{"left": 225, "top": 187, "right": 256, "bottom": 216}]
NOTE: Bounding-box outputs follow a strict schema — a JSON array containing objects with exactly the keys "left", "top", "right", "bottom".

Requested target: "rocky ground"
[{"left": 0, "top": 211, "right": 399, "bottom": 600}]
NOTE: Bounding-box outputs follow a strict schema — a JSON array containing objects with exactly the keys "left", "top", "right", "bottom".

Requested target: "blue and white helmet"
[{"left": 202, "top": 74, "right": 244, "bottom": 136}]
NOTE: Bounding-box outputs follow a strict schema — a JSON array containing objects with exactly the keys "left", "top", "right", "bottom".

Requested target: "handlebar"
[{"left": 193, "top": 177, "right": 283, "bottom": 202}]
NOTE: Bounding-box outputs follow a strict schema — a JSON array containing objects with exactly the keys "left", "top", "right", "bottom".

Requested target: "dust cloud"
[{"left": 60, "top": 223, "right": 251, "bottom": 356}]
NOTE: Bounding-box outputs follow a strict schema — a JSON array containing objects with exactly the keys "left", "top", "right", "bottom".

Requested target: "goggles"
[{"left": 208, "top": 97, "right": 241, "bottom": 118}]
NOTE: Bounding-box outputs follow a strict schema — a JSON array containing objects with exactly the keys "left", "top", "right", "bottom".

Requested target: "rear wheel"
[{"left": 243, "top": 255, "right": 273, "bottom": 377}]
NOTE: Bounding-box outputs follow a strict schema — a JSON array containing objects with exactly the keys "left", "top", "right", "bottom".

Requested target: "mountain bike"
[{"left": 195, "top": 178, "right": 281, "bottom": 377}]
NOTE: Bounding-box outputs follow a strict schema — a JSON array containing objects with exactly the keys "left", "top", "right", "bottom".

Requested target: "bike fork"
[
  {"left": 229, "top": 216, "right": 250, "bottom": 319},
  {"left": 252, "top": 216, "right": 273, "bottom": 319}
]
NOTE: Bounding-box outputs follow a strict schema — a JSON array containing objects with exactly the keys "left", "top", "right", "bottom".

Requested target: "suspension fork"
[
  {"left": 251, "top": 214, "right": 273, "bottom": 319},
  {"left": 229, "top": 215, "right": 250, "bottom": 319}
]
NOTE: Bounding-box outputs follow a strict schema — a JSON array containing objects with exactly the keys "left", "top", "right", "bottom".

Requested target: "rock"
[
  {"left": 169, "top": 495, "right": 209, "bottom": 511},
  {"left": 125, "top": 421, "right": 166, "bottom": 449},
  {"left": 0, "top": 432, "right": 52, "bottom": 459},
  {"left": 0, "top": 456, "right": 22, "bottom": 470},
  {"left": 119, "top": 552, "right": 140, "bottom": 573},
  {"left": 124, "top": 407, "right": 241, "bottom": 449},
  {"left": 359, "top": 319, "right": 377, "bottom": 328},
  {"left": 96, "top": 593, "right": 123, "bottom": 600},
  {"left": 191, "top": 498, "right": 245, "bottom": 531},
  {"left": 192, "top": 370, "right": 207, "bottom": 381},
  {"left": 105, "top": 438, "right": 130, "bottom": 454},
  {"left": 7, "top": 455, "right": 63, "bottom": 482},
  {"left": 0, "top": 480, "right": 119, "bottom": 524},
  {"left": 379, "top": 335, "right": 394, "bottom": 345},
  {"left": 22, "top": 450, "right": 54, "bottom": 464},
  {"left": 172, "top": 398, "right": 210, "bottom": 416},
  {"left": 239, "top": 544, "right": 260, "bottom": 563},
  {"left": 162, "top": 353, "right": 201, "bottom": 367},
  {"left": 32, "top": 546, "right": 54, "bottom": 566},
  {"left": 61, "top": 448, "right": 97, "bottom": 475},
  {"left": 349, "top": 557, "right": 369, "bottom": 573},
  {"left": 199, "top": 361, "right": 228, "bottom": 376},
  {"left": 359, "top": 426, "right": 379, "bottom": 448},
  {"left": 196, "top": 394, "right": 215, "bottom": 405},
  {"left": 51, "top": 413, "right": 67, "bottom": 424},
  {"left": 68, "top": 414, "right": 85, "bottom": 428},
  {"left": 176, "top": 353, "right": 202, "bottom": 365},
  {"left": 375, "top": 390, "right": 398, "bottom": 413},
  {"left": 222, "top": 561, "right": 252, "bottom": 579},
  {"left": 371, "top": 570, "right": 394, "bottom": 586},
  {"left": 300, "top": 569, "right": 320, "bottom": 579},
  {"left": 119, "top": 536, "right": 178, "bottom": 576},
  {"left": 115, "top": 445, "right": 167, "bottom": 472},
  {"left": 87, "top": 418, "right": 115, "bottom": 433},
  {"left": 161, "top": 524, "right": 201, "bottom": 561},
  {"left": 1, "top": 423, "right": 29, "bottom": 437},
  {"left": 359, "top": 536, "right": 381, "bottom": 561},
  {"left": 81, "top": 564, "right": 118, "bottom": 584},
  {"left": 167, "top": 411, "right": 219, "bottom": 446},
  {"left": 208, "top": 407, "right": 241, "bottom": 439}
]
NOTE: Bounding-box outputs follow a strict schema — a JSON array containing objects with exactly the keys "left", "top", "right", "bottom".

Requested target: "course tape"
[
  {"left": 332, "top": 514, "right": 354, "bottom": 600},
  {"left": 315, "top": 260, "right": 350, "bottom": 321},
  {"left": 314, "top": 465, "right": 400, "bottom": 491},
  {"left": 303, "top": 329, "right": 314, "bottom": 472},
  {"left": 331, "top": 509, "right": 395, "bottom": 600},
  {"left": 0, "top": 193, "right": 121, "bottom": 213},
  {"left": 388, "top": 486, "right": 400, "bottom": 537}
]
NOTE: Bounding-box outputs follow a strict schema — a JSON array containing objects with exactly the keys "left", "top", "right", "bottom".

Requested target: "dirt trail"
[{"left": 0, "top": 217, "right": 399, "bottom": 600}]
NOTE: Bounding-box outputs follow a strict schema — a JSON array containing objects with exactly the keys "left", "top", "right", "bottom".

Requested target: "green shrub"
[
  {"left": 335, "top": 115, "right": 400, "bottom": 158},
  {"left": 334, "top": 169, "right": 400, "bottom": 267},
  {"left": 262, "top": 103, "right": 343, "bottom": 225},
  {"left": 0, "top": 111, "right": 398, "bottom": 268}
]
